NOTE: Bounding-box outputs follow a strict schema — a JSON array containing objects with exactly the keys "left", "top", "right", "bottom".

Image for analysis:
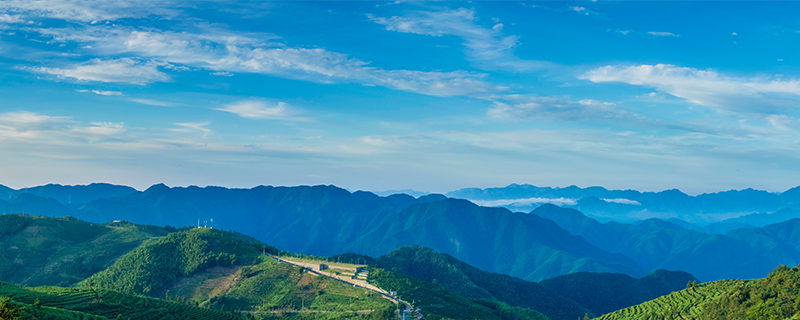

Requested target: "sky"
[{"left": 1, "top": 0, "right": 800, "bottom": 194}]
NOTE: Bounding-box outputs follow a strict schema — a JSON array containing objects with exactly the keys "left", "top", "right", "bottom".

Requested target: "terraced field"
[
  {"left": 595, "top": 280, "right": 738, "bottom": 320},
  {"left": 0, "top": 281, "right": 244, "bottom": 320}
]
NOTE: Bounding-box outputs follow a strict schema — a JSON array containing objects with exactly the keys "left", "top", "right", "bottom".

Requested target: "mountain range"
[
  {"left": 3, "top": 182, "right": 800, "bottom": 284},
  {"left": 448, "top": 183, "right": 800, "bottom": 224},
  {"left": 0, "top": 213, "right": 696, "bottom": 320}
]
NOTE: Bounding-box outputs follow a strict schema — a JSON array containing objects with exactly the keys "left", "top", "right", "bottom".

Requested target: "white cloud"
[
  {"left": 571, "top": 6, "right": 589, "bottom": 15},
  {"left": 369, "top": 8, "right": 548, "bottom": 71},
  {"left": 130, "top": 98, "right": 179, "bottom": 107},
  {"left": 0, "top": 0, "right": 180, "bottom": 22},
  {"left": 472, "top": 197, "right": 578, "bottom": 207},
  {"left": 0, "top": 13, "right": 25, "bottom": 23},
  {"left": 214, "top": 100, "right": 309, "bottom": 121},
  {"left": 581, "top": 64, "right": 800, "bottom": 114},
  {"left": 173, "top": 121, "right": 211, "bottom": 134},
  {"left": 647, "top": 31, "right": 679, "bottom": 37},
  {"left": 33, "top": 25, "right": 494, "bottom": 97},
  {"left": 71, "top": 122, "right": 125, "bottom": 136},
  {"left": 601, "top": 198, "right": 641, "bottom": 205},
  {"left": 0, "top": 111, "right": 71, "bottom": 135},
  {"left": 487, "top": 95, "right": 637, "bottom": 123},
  {"left": 31, "top": 58, "right": 168, "bottom": 85},
  {"left": 76, "top": 89, "right": 123, "bottom": 96},
  {"left": 211, "top": 71, "right": 234, "bottom": 77}
]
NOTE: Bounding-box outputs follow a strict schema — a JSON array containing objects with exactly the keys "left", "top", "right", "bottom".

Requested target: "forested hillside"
[
  {"left": 374, "top": 245, "right": 590, "bottom": 320},
  {"left": 540, "top": 269, "right": 695, "bottom": 316},
  {"left": 597, "top": 264, "right": 800, "bottom": 320},
  {"left": 0, "top": 214, "right": 168, "bottom": 286}
]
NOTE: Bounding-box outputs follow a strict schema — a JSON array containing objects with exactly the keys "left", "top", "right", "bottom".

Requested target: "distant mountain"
[
  {"left": 375, "top": 245, "right": 592, "bottom": 320},
  {"left": 532, "top": 204, "right": 800, "bottom": 281},
  {"left": 447, "top": 184, "right": 800, "bottom": 223},
  {"left": 597, "top": 264, "right": 800, "bottom": 320},
  {"left": 711, "top": 208, "right": 800, "bottom": 230},
  {"left": 372, "top": 189, "right": 430, "bottom": 197},
  {"left": 0, "top": 183, "right": 137, "bottom": 205},
  {"left": 540, "top": 269, "right": 696, "bottom": 316},
  {"left": 0, "top": 193, "right": 70, "bottom": 216}
]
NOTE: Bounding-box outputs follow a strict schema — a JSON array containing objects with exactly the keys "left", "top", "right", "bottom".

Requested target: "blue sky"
[{"left": 1, "top": 0, "right": 800, "bottom": 194}]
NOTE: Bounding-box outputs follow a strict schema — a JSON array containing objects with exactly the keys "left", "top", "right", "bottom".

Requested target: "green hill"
[
  {"left": 0, "top": 214, "right": 168, "bottom": 286},
  {"left": 540, "top": 269, "right": 696, "bottom": 316},
  {"left": 77, "top": 227, "right": 396, "bottom": 318},
  {"left": 369, "top": 268, "right": 548, "bottom": 320},
  {"left": 596, "top": 264, "right": 800, "bottom": 320},
  {"left": 375, "top": 245, "right": 590, "bottom": 320}
]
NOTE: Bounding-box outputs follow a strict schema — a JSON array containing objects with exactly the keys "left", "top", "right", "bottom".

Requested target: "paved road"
[{"left": 273, "top": 256, "right": 420, "bottom": 319}]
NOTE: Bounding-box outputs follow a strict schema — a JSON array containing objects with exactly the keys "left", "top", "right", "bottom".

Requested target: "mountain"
[
  {"left": 0, "top": 214, "right": 168, "bottom": 286},
  {"left": 447, "top": 184, "right": 800, "bottom": 223},
  {"left": 65, "top": 185, "right": 643, "bottom": 281},
  {"left": 532, "top": 204, "right": 800, "bottom": 281},
  {"left": 374, "top": 245, "right": 592, "bottom": 320},
  {"left": 712, "top": 207, "right": 800, "bottom": 229},
  {"left": 345, "top": 198, "right": 643, "bottom": 281},
  {"left": 596, "top": 264, "right": 800, "bottom": 320},
  {"left": 540, "top": 269, "right": 696, "bottom": 316},
  {"left": 0, "top": 193, "right": 71, "bottom": 216},
  {"left": 0, "top": 183, "right": 137, "bottom": 205},
  {"left": 370, "top": 268, "right": 548, "bottom": 320}
]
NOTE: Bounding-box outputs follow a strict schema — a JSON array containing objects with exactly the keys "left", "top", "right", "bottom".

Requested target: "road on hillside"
[{"left": 274, "top": 256, "right": 419, "bottom": 320}]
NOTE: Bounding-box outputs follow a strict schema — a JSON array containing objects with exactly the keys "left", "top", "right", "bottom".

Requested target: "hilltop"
[{"left": 596, "top": 264, "right": 800, "bottom": 320}]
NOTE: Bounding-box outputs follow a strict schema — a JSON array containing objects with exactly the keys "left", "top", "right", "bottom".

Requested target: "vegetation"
[
  {"left": 698, "top": 265, "right": 800, "bottom": 319},
  {"left": 540, "top": 269, "right": 697, "bottom": 316},
  {"left": 597, "top": 264, "right": 800, "bottom": 320},
  {"left": 0, "top": 214, "right": 169, "bottom": 287},
  {"left": 71, "top": 226, "right": 394, "bottom": 318},
  {"left": 375, "top": 245, "right": 589, "bottom": 320},
  {"left": 0, "top": 281, "right": 244, "bottom": 320},
  {"left": 78, "top": 227, "right": 255, "bottom": 294},
  {"left": 594, "top": 279, "right": 735, "bottom": 320},
  {"left": 370, "top": 268, "right": 549, "bottom": 320},
  {"left": 0, "top": 296, "right": 24, "bottom": 320}
]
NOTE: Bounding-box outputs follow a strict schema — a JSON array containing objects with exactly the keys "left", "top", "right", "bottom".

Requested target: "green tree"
[{"left": 0, "top": 297, "right": 24, "bottom": 320}]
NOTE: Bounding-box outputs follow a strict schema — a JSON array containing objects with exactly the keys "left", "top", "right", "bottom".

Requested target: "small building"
[{"left": 318, "top": 264, "right": 329, "bottom": 271}]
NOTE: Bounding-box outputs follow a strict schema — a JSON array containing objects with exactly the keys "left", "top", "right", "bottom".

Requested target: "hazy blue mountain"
[
  {"left": 712, "top": 208, "right": 800, "bottom": 229},
  {"left": 0, "top": 183, "right": 137, "bottom": 205},
  {"left": 540, "top": 269, "right": 697, "bottom": 316},
  {"left": 372, "top": 189, "right": 430, "bottom": 197},
  {"left": 532, "top": 204, "right": 800, "bottom": 281},
  {"left": 448, "top": 184, "right": 800, "bottom": 223},
  {"left": 0, "top": 194, "right": 70, "bottom": 217}
]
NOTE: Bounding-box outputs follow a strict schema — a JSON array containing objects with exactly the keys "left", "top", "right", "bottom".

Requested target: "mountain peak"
[{"left": 144, "top": 183, "right": 170, "bottom": 193}]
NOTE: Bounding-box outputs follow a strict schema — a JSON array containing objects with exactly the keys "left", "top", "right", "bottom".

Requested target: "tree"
[{"left": 0, "top": 297, "right": 24, "bottom": 320}]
